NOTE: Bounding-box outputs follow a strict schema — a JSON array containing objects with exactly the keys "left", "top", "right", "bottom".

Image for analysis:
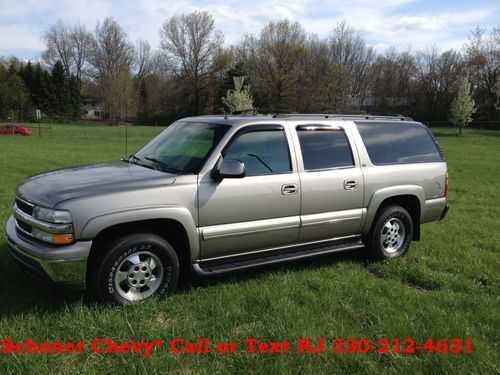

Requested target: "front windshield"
[{"left": 133, "top": 121, "right": 229, "bottom": 174}]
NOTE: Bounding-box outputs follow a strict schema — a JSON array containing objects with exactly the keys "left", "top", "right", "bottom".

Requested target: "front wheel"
[
  {"left": 94, "top": 233, "right": 179, "bottom": 305},
  {"left": 366, "top": 205, "right": 413, "bottom": 260}
]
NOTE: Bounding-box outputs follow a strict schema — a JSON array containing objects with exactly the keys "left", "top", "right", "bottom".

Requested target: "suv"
[{"left": 5, "top": 115, "right": 449, "bottom": 304}]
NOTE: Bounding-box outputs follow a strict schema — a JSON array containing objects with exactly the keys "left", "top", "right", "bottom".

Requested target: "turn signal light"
[{"left": 52, "top": 234, "right": 75, "bottom": 245}]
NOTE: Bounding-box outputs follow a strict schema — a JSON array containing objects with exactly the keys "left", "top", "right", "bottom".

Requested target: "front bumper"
[{"left": 5, "top": 216, "right": 91, "bottom": 289}]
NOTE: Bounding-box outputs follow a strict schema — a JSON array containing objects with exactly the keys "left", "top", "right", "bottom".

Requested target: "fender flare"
[
  {"left": 80, "top": 206, "right": 199, "bottom": 261},
  {"left": 362, "top": 185, "right": 425, "bottom": 234}
]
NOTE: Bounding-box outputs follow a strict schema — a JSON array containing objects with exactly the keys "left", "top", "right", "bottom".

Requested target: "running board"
[{"left": 193, "top": 237, "right": 365, "bottom": 276}]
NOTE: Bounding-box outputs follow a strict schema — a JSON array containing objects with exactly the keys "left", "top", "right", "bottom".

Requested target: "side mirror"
[{"left": 212, "top": 158, "right": 246, "bottom": 181}]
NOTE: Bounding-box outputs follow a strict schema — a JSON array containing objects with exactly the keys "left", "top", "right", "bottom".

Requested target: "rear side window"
[
  {"left": 356, "top": 122, "right": 444, "bottom": 164},
  {"left": 297, "top": 127, "right": 354, "bottom": 170}
]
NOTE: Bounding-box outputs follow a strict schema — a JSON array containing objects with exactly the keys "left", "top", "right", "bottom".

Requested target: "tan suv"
[{"left": 5, "top": 114, "right": 449, "bottom": 304}]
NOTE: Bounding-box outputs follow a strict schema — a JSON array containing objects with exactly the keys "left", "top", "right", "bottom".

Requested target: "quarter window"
[
  {"left": 356, "top": 121, "right": 443, "bottom": 164},
  {"left": 223, "top": 129, "right": 291, "bottom": 176},
  {"left": 297, "top": 127, "right": 354, "bottom": 170}
]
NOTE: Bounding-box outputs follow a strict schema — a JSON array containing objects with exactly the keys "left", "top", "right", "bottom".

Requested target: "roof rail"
[{"left": 271, "top": 113, "right": 413, "bottom": 121}]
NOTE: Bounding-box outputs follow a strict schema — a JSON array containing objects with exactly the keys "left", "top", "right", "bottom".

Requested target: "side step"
[{"left": 193, "top": 237, "right": 365, "bottom": 276}]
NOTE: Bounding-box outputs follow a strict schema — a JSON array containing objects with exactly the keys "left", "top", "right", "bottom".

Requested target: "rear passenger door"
[{"left": 292, "top": 124, "right": 364, "bottom": 242}]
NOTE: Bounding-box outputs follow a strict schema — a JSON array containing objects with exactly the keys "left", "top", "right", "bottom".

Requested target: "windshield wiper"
[{"left": 144, "top": 156, "right": 180, "bottom": 173}]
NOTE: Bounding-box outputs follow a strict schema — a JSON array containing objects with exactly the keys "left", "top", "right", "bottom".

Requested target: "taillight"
[{"left": 444, "top": 171, "right": 449, "bottom": 197}]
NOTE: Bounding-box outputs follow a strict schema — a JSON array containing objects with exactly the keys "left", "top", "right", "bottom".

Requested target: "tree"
[
  {"left": 42, "top": 19, "right": 73, "bottom": 75},
  {"left": 222, "top": 76, "right": 254, "bottom": 114},
  {"left": 90, "top": 17, "right": 135, "bottom": 120},
  {"left": 0, "top": 73, "right": 30, "bottom": 120},
  {"left": 495, "top": 80, "right": 500, "bottom": 110},
  {"left": 449, "top": 78, "right": 476, "bottom": 136},
  {"left": 463, "top": 27, "right": 500, "bottom": 119},
  {"left": 90, "top": 17, "right": 134, "bottom": 80},
  {"left": 134, "top": 39, "right": 153, "bottom": 79},
  {"left": 415, "top": 47, "right": 464, "bottom": 120},
  {"left": 160, "top": 11, "right": 228, "bottom": 115},
  {"left": 327, "top": 21, "right": 375, "bottom": 106},
  {"left": 239, "top": 19, "right": 307, "bottom": 111},
  {"left": 68, "top": 23, "right": 94, "bottom": 88},
  {"left": 50, "top": 60, "right": 70, "bottom": 115}
]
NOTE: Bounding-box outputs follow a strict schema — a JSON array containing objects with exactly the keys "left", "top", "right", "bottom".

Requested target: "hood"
[{"left": 16, "top": 160, "right": 177, "bottom": 207}]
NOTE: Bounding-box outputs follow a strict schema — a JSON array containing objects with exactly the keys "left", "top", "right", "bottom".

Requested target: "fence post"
[
  {"left": 125, "top": 123, "right": 128, "bottom": 157},
  {"left": 38, "top": 122, "right": 41, "bottom": 137}
]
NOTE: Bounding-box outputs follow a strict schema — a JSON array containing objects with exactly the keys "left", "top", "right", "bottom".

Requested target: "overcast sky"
[{"left": 1, "top": 0, "right": 498, "bottom": 60}]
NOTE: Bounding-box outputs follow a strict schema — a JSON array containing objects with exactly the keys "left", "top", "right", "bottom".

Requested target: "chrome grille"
[
  {"left": 16, "top": 220, "right": 32, "bottom": 234},
  {"left": 13, "top": 197, "right": 73, "bottom": 241},
  {"left": 15, "top": 198, "right": 34, "bottom": 215}
]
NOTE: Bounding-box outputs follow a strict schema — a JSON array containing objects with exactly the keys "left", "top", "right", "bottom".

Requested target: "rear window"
[{"left": 355, "top": 121, "right": 444, "bottom": 164}]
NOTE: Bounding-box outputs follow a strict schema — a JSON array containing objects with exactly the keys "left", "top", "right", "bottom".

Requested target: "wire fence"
[
  {"left": 424, "top": 120, "right": 500, "bottom": 134},
  {"left": 2, "top": 119, "right": 499, "bottom": 147}
]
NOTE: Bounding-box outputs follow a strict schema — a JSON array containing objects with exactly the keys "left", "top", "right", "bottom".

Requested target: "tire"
[
  {"left": 93, "top": 233, "right": 179, "bottom": 305},
  {"left": 366, "top": 205, "right": 413, "bottom": 261}
]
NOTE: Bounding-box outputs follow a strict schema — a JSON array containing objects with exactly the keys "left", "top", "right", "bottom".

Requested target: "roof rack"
[{"left": 271, "top": 113, "right": 413, "bottom": 121}]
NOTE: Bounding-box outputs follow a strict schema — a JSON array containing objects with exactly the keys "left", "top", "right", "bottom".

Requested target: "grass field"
[{"left": 0, "top": 124, "right": 498, "bottom": 373}]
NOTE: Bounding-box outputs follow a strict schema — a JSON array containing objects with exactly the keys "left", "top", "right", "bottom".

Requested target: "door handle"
[
  {"left": 344, "top": 180, "right": 358, "bottom": 190},
  {"left": 281, "top": 184, "right": 299, "bottom": 195}
]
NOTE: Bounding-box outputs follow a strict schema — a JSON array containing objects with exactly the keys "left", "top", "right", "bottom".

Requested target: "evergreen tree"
[
  {"left": 222, "top": 76, "right": 254, "bottom": 114},
  {"left": 50, "top": 60, "right": 70, "bottom": 116},
  {"left": 138, "top": 79, "right": 148, "bottom": 120},
  {"left": 68, "top": 74, "right": 81, "bottom": 118}
]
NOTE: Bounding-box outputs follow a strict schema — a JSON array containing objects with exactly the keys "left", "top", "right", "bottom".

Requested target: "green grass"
[{"left": 0, "top": 125, "right": 498, "bottom": 373}]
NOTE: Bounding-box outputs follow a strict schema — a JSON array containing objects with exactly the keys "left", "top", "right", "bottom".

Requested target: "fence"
[{"left": 424, "top": 120, "right": 500, "bottom": 135}]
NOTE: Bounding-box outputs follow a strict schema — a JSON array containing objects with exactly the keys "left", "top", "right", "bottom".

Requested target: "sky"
[{"left": 0, "top": 0, "right": 498, "bottom": 60}]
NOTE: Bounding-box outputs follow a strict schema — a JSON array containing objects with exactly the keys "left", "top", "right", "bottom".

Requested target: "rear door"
[{"left": 291, "top": 123, "right": 364, "bottom": 242}]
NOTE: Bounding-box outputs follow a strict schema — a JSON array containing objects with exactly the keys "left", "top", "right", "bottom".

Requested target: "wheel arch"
[
  {"left": 82, "top": 208, "right": 199, "bottom": 286},
  {"left": 363, "top": 186, "right": 424, "bottom": 241}
]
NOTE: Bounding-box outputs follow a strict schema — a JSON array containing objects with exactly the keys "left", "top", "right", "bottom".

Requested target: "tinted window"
[
  {"left": 224, "top": 129, "right": 291, "bottom": 176},
  {"left": 136, "top": 121, "right": 229, "bottom": 173},
  {"left": 356, "top": 122, "right": 443, "bottom": 164},
  {"left": 297, "top": 128, "right": 354, "bottom": 170}
]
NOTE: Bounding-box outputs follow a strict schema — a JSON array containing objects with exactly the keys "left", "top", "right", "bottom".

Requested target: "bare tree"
[
  {"left": 90, "top": 17, "right": 134, "bottom": 80},
  {"left": 160, "top": 11, "right": 227, "bottom": 114},
  {"left": 133, "top": 39, "right": 153, "bottom": 79},
  {"left": 327, "top": 21, "right": 375, "bottom": 105},
  {"left": 370, "top": 48, "right": 417, "bottom": 113},
  {"left": 240, "top": 19, "right": 307, "bottom": 111},
  {"left": 89, "top": 17, "right": 135, "bottom": 120},
  {"left": 69, "top": 23, "right": 94, "bottom": 88},
  {"left": 415, "top": 47, "right": 464, "bottom": 119},
  {"left": 464, "top": 27, "right": 500, "bottom": 117},
  {"left": 42, "top": 19, "right": 73, "bottom": 75}
]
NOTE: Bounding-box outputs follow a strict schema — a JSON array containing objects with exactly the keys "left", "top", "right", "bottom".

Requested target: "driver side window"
[{"left": 223, "top": 129, "right": 292, "bottom": 176}]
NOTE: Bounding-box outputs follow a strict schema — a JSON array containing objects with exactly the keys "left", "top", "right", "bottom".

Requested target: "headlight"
[{"left": 33, "top": 207, "right": 72, "bottom": 224}]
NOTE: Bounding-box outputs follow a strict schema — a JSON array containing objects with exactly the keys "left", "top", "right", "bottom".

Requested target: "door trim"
[
  {"left": 201, "top": 216, "right": 300, "bottom": 241},
  {"left": 301, "top": 208, "right": 364, "bottom": 227}
]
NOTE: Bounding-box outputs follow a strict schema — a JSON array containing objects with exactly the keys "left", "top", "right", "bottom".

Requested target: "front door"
[{"left": 198, "top": 125, "right": 301, "bottom": 259}]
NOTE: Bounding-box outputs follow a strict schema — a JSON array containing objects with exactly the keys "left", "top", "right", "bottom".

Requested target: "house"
[{"left": 82, "top": 96, "right": 103, "bottom": 120}]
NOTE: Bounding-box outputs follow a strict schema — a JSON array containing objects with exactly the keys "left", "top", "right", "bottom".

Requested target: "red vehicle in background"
[{"left": 0, "top": 125, "right": 32, "bottom": 136}]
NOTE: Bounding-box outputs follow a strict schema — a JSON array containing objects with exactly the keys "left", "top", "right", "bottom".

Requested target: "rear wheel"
[
  {"left": 366, "top": 205, "right": 413, "bottom": 260},
  {"left": 93, "top": 233, "right": 179, "bottom": 305}
]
